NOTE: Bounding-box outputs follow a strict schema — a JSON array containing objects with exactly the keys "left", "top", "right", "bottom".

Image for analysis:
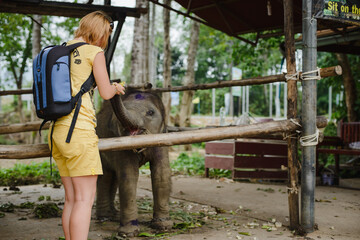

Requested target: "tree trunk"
[
  {"left": 149, "top": 2, "right": 157, "bottom": 86},
  {"left": 131, "top": 0, "right": 149, "bottom": 84},
  {"left": 143, "top": 0, "right": 150, "bottom": 83},
  {"left": 335, "top": 53, "right": 357, "bottom": 122},
  {"left": 162, "top": 0, "right": 172, "bottom": 125},
  {"left": 32, "top": 15, "right": 42, "bottom": 58},
  {"left": 178, "top": 21, "right": 200, "bottom": 150},
  {"left": 32, "top": 14, "right": 42, "bottom": 143},
  {"left": 179, "top": 21, "right": 200, "bottom": 128}
]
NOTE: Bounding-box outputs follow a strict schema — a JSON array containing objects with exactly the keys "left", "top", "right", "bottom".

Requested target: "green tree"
[
  {"left": 0, "top": 13, "right": 33, "bottom": 123},
  {"left": 196, "top": 25, "right": 231, "bottom": 85},
  {"left": 318, "top": 52, "right": 360, "bottom": 121}
]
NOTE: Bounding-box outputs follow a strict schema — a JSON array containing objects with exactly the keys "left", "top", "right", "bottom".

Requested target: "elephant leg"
[
  {"left": 149, "top": 147, "right": 173, "bottom": 230},
  {"left": 117, "top": 152, "right": 140, "bottom": 237},
  {"left": 96, "top": 166, "right": 120, "bottom": 221}
]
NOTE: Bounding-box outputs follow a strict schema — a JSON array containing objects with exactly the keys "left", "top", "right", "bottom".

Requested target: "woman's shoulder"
[{"left": 67, "top": 39, "right": 103, "bottom": 52}]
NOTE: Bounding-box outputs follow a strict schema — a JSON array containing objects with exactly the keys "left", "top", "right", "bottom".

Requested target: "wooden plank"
[
  {"left": 0, "top": 0, "right": 145, "bottom": 18},
  {"left": 340, "top": 122, "right": 360, "bottom": 144},
  {"left": 317, "top": 148, "right": 360, "bottom": 155},
  {"left": 318, "top": 136, "right": 343, "bottom": 147},
  {"left": 233, "top": 170, "right": 287, "bottom": 179},
  {"left": 234, "top": 156, "right": 287, "bottom": 169},
  {"left": 235, "top": 141, "right": 287, "bottom": 156},
  {"left": 205, "top": 156, "right": 234, "bottom": 170},
  {"left": 205, "top": 141, "right": 233, "bottom": 155}
]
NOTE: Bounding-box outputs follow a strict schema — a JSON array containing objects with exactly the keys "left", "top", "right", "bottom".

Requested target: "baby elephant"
[{"left": 95, "top": 91, "right": 172, "bottom": 236}]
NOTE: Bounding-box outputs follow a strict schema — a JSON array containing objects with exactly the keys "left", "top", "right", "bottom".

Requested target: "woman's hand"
[{"left": 113, "top": 82, "right": 125, "bottom": 95}]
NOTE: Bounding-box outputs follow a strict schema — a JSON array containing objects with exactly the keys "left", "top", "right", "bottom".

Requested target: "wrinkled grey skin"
[{"left": 95, "top": 91, "right": 172, "bottom": 236}]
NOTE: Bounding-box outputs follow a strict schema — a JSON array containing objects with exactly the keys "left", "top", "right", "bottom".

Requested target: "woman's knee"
[{"left": 74, "top": 196, "right": 95, "bottom": 209}]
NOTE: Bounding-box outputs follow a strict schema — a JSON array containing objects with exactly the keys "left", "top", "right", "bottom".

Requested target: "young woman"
[{"left": 49, "top": 11, "right": 125, "bottom": 240}]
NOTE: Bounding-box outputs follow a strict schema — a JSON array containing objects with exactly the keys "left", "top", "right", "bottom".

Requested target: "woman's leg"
[
  {"left": 61, "top": 176, "right": 75, "bottom": 240},
  {"left": 70, "top": 175, "right": 98, "bottom": 240}
]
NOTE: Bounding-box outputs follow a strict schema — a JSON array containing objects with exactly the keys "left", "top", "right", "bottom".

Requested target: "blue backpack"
[{"left": 33, "top": 42, "right": 95, "bottom": 143}]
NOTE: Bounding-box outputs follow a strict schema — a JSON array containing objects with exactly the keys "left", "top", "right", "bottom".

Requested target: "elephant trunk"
[{"left": 110, "top": 95, "right": 141, "bottom": 135}]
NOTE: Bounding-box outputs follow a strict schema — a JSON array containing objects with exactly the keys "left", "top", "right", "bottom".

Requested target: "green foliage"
[
  {"left": 171, "top": 152, "right": 231, "bottom": 178},
  {"left": 156, "top": 45, "right": 187, "bottom": 87},
  {"left": 0, "top": 135, "right": 18, "bottom": 145},
  {"left": 323, "top": 122, "right": 337, "bottom": 137},
  {"left": 232, "top": 34, "right": 283, "bottom": 77},
  {"left": 196, "top": 26, "right": 231, "bottom": 85},
  {"left": 33, "top": 202, "right": 61, "bottom": 219},
  {"left": 209, "top": 169, "right": 232, "bottom": 178},
  {"left": 192, "top": 87, "right": 230, "bottom": 115},
  {"left": 0, "top": 13, "right": 33, "bottom": 89},
  {"left": 171, "top": 152, "right": 205, "bottom": 175},
  {"left": 191, "top": 142, "right": 205, "bottom": 149},
  {"left": 0, "top": 13, "right": 79, "bottom": 93},
  {"left": 121, "top": 52, "right": 132, "bottom": 82},
  {"left": 19, "top": 201, "right": 35, "bottom": 209},
  {"left": 318, "top": 122, "right": 338, "bottom": 168},
  {"left": 0, "top": 202, "right": 15, "bottom": 212},
  {"left": 41, "top": 16, "right": 80, "bottom": 46},
  {"left": 0, "top": 161, "right": 60, "bottom": 186},
  {"left": 317, "top": 52, "right": 360, "bottom": 121},
  {"left": 191, "top": 26, "right": 286, "bottom": 116}
]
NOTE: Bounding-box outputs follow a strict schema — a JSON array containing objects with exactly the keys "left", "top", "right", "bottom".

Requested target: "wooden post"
[{"left": 283, "top": 0, "right": 299, "bottom": 230}]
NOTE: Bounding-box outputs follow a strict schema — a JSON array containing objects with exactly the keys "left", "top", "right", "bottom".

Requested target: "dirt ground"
[{"left": 1, "top": 153, "right": 359, "bottom": 240}]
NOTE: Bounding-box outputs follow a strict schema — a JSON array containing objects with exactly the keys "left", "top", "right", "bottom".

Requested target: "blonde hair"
[{"left": 74, "top": 11, "right": 113, "bottom": 49}]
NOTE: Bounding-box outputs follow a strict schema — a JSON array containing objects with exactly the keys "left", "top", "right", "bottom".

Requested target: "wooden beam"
[
  {"left": 0, "top": 116, "right": 328, "bottom": 135},
  {"left": 0, "top": 117, "right": 328, "bottom": 159},
  {"left": 0, "top": 121, "right": 49, "bottom": 135},
  {"left": 0, "top": 66, "right": 342, "bottom": 96},
  {"left": 0, "top": 0, "right": 146, "bottom": 19},
  {"left": 284, "top": 0, "right": 300, "bottom": 231}
]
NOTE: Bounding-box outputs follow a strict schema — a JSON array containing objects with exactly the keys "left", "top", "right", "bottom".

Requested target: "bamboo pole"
[
  {"left": 0, "top": 66, "right": 342, "bottom": 96},
  {"left": 0, "top": 117, "right": 327, "bottom": 159},
  {"left": 284, "top": 0, "right": 300, "bottom": 230},
  {"left": 301, "top": 0, "right": 317, "bottom": 233}
]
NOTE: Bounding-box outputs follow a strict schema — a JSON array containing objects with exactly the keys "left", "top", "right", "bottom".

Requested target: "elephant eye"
[{"left": 146, "top": 109, "right": 155, "bottom": 116}]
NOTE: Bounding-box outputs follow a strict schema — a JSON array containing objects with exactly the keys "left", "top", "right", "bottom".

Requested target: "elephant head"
[{"left": 110, "top": 90, "right": 167, "bottom": 136}]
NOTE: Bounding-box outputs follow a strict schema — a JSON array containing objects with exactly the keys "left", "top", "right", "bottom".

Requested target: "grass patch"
[
  {"left": 171, "top": 152, "right": 231, "bottom": 178},
  {"left": 0, "top": 161, "right": 60, "bottom": 186}
]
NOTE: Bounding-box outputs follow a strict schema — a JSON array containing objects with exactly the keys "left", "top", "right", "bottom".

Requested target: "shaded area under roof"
[
  {"left": 172, "top": 0, "right": 360, "bottom": 54},
  {"left": 174, "top": 0, "right": 303, "bottom": 37},
  {"left": 296, "top": 27, "right": 360, "bottom": 55}
]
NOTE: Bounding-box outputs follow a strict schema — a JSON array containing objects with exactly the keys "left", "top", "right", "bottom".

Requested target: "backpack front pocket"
[{"left": 51, "top": 56, "right": 71, "bottom": 103}]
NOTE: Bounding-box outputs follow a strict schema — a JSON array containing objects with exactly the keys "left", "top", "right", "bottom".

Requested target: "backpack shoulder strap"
[
  {"left": 65, "top": 73, "right": 95, "bottom": 143},
  {"left": 63, "top": 42, "right": 88, "bottom": 51}
]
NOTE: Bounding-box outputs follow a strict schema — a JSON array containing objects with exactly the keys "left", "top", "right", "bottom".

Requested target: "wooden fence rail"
[
  {"left": 0, "top": 117, "right": 327, "bottom": 159},
  {"left": 0, "top": 66, "right": 342, "bottom": 96}
]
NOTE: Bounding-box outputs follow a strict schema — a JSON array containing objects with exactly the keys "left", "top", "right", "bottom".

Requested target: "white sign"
[{"left": 171, "top": 92, "right": 179, "bottom": 106}]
